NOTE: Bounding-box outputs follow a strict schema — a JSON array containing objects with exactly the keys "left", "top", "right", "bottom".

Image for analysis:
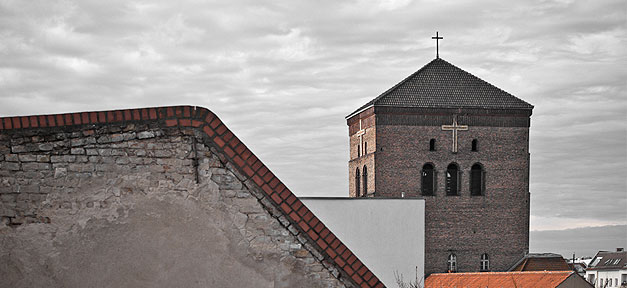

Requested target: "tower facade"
[{"left": 347, "top": 58, "right": 533, "bottom": 276}]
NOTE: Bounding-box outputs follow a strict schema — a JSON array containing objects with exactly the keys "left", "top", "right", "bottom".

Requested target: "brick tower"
[{"left": 346, "top": 58, "right": 533, "bottom": 276}]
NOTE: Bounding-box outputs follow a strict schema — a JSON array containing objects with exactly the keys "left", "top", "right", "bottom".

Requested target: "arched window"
[
  {"left": 362, "top": 165, "right": 368, "bottom": 197},
  {"left": 472, "top": 139, "right": 478, "bottom": 151},
  {"left": 429, "top": 139, "right": 436, "bottom": 151},
  {"left": 447, "top": 254, "right": 457, "bottom": 272},
  {"left": 470, "top": 163, "right": 485, "bottom": 196},
  {"left": 481, "top": 253, "right": 490, "bottom": 271},
  {"left": 421, "top": 163, "right": 435, "bottom": 196},
  {"left": 355, "top": 168, "right": 360, "bottom": 197},
  {"left": 446, "top": 163, "right": 460, "bottom": 196}
]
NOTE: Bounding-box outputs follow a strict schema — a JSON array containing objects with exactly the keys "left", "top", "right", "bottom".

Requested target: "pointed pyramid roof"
[{"left": 347, "top": 58, "right": 533, "bottom": 118}]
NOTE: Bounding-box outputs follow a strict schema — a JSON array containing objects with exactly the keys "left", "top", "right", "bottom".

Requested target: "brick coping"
[{"left": 0, "top": 105, "right": 384, "bottom": 288}]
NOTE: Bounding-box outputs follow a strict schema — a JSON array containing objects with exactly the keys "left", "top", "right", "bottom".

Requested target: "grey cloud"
[
  {"left": 0, "top": 0, "right": 625, "bottom": 230},
  {"left": 530, "top": 225, "right": 627, "bottom": 257}
]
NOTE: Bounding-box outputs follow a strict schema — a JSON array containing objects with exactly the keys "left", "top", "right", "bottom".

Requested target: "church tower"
[{"left": 346, "top": 57, "right": 533, "bottom": 276}]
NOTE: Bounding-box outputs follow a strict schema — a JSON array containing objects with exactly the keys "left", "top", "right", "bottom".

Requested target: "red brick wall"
[
  {"left": 347, "top": 108, "right": 531, "bottom": 276},
  {"left": 348, "top": 112, "right": 376, "bottom": 197}
]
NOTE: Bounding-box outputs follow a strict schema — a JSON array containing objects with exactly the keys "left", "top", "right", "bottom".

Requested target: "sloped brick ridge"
[{"left": 0, "top": 106, "right": 383, "bottom": 288}]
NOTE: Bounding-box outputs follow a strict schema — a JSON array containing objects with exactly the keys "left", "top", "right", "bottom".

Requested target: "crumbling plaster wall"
[{"left": 0, "top": 122, "right": 344, "bottom": 288}]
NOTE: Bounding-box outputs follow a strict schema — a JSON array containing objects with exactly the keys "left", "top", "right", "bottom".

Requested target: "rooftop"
[
  {"left": 509, "top": 253, "right": 571, "bottom": 272},
  {"left": 425, "top": 271, "right": 586, "bottom": 288},
  {"left": 587, "top": 250, "right": 627, "bottom": 270},
  {"left": 347, "top": 58, "right": 533, "bottom": 118}
]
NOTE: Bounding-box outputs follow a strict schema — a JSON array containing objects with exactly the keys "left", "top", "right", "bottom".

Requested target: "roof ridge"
[
  {"left": 370, "top": 58, "right": 440, "bottom": 105},
  {"left": 346, "top": 58, "right": 439, "bottom": 119},
  {"left": 0, "top": 105, "right": 384, "bottom": 288},
  {"left": 436, "top": 58, "right": 533, "bottom": 108},
  {"left": 346, "top": 57, "right": 533, "bottom": 119}
]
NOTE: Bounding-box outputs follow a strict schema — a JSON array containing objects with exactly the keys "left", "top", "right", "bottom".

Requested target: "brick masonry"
[
  {"left": 348, "top": 107, "right": 531, "bottom": 276},
  {"left": 0, "top": 106, "right": 384, "bottom": 288}
]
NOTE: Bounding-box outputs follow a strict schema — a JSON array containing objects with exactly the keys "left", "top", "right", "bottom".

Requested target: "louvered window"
[
  {"left": 422, "top": 163, "right": 436, "bottom": 196},
  {"left": 362, "top": 165, "right": 368, "bottom": 197},
  {"left": 471, "top": 163, "right": 485, "bottom": 196},
  {"left": 446, "top": 163, "right": 460, "bottom": 196},
  {"left": 355, "top": 168, "right": 360, "bottom": 197}
]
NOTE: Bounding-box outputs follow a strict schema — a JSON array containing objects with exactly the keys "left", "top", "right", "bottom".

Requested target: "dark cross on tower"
[{"left": 432, "top": 31, "right": 443, "bottom": 59}]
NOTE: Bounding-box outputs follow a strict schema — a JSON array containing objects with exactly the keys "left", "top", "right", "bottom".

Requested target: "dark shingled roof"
[
  {"left": 347, "top": 58, "right": 533, "bottom": 118},
  {"left": 587, "top": 250, "right": 627, "bottom": 271}
]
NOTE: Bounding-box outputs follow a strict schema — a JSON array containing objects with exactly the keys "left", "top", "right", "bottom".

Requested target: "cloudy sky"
[{"left": 1, "top": 0, "right": 625, "bottom": 251}]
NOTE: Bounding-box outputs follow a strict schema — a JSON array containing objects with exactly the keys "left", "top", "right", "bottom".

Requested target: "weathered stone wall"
[{"left": 0, "top": 121, "right": 345, "bottom": 287}]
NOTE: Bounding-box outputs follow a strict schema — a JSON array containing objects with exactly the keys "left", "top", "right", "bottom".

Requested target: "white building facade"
[
  {"left": 301, "top": 197, "right": 425, "bottom": 287},
  {"left": 585, "top": 249, "right": 627, "bottom": 288}
]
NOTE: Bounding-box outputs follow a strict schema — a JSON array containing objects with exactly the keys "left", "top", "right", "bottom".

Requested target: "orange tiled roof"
[{"left": 425, "top": 271, "right": 578, "bottom": 288}]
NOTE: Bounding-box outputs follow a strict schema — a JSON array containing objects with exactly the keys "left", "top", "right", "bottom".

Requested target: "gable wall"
[
  {"left": 1, "top": 106, "right": 389, "bottom": 287},
  {"left": 0, "top": 121, "right": 347, "bottom": 287}
]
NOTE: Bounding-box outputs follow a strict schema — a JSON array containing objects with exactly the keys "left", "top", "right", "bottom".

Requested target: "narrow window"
[
  {"left": 429, "top": 139, "right": 436, "bottom": 151},
  {"left": 470, "top": 163, "right": 485, "bottom": 196},
  {"left": 357, "top": 145, "right": 360, "bottom": 157},
  {"left": 355, "top": 168, "right": 360, "bottom": 197},
  {"left": 364, "top": 142, "right": 368, "bottom": 155},
  {"left": 472, "top": 139, "right": 478, "bottom": 151},
  {"left": 362, "top": 165, "right": 368, "bottom": 197},
  {"left": 447, "top": 254, "right": 457, "bottom": 272},
  {"left": 481, "top": 253, "right": 490, "bottom": 271},
  {"left": 446, "top": 163, "right": 460, "bottom": 196},
  {"left": 421, "top": 163, "right": 435, "bottom": 196}
]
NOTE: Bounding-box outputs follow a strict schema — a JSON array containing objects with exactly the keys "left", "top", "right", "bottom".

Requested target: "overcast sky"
[{"left": 1, "top": 0, "right": 625, "bottom": 235}]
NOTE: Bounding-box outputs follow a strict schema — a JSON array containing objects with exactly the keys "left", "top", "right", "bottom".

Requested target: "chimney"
[{"left": 617, "top": 248, "right": 624, "bottom": 252}]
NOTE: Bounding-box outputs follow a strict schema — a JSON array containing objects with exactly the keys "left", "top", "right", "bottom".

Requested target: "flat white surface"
[
  {"left": 586, "top": 269, "right": 627, "bottom": 288},
  {"left": 301, "top": 198, "right": 425, "bottom": 287}
]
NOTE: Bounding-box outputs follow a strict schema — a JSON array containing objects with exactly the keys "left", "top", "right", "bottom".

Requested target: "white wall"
[
  {"left": 586, "top": 269, "right": 627, "bottom": 288},
  {"left": 301, "top": 197, "right": 425, "bottom": 287}
]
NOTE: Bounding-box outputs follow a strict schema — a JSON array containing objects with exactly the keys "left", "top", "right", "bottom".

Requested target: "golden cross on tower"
[
  {"left": 441, "top": 115, "right": 468, "bottom": 153},
  {"left": 432, "top": 31, "right": 443, "bottom": 59},
  {"left": 355, "top": 118, "right": 366, "bottom": 156}
]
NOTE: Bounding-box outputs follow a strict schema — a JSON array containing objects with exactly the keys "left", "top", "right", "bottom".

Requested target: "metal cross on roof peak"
[{"left": 432, "top": 31, "right": 443, "bottom": 59}]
